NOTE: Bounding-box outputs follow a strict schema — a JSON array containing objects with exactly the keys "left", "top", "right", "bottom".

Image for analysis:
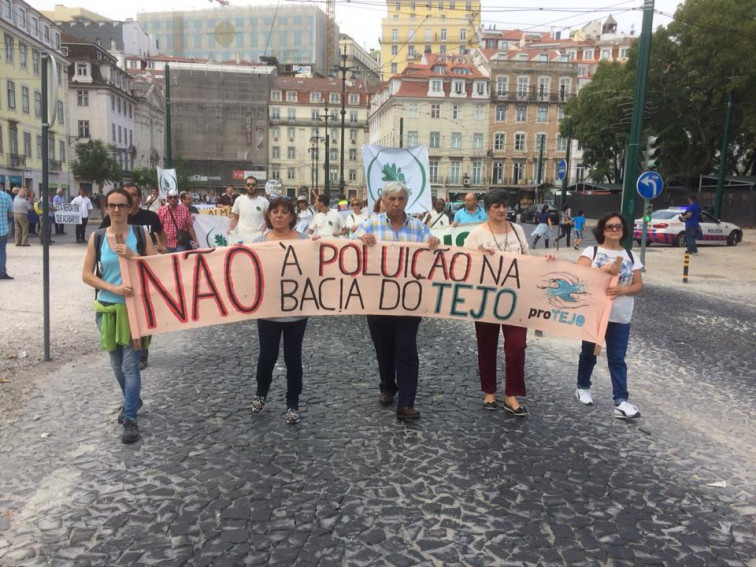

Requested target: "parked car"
[
  {"left": 520, "top": 204, "right": 560, "bottom": 225},
  {"left": 633, "top": 207, "right": 742, "bottom": 247}
]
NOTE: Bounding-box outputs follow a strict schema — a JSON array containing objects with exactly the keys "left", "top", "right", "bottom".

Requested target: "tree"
[
  {"left": 130, "top": 167, "right": 157, "bottom": 190},
  {"left": 71, "top": 140, "right": 122, "bottom": 197}
]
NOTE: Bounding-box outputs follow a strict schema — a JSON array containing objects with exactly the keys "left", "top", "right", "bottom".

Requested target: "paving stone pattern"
[{"left": 0, "top": 286, "right": 754, "bottom": 566}]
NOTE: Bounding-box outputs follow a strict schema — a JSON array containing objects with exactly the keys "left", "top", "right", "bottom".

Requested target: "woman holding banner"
[
  {"left": 574, "top": 212, "right": 643, "bottom": 419},
  {"left": 82, "top": 188, "right": 156, "bottom": 444},
  {"left": 251, "top": 197, "right": 317, "bottom": 425},
  {"left": 464, "top": 189, "right": 535, "bottom": 416}
]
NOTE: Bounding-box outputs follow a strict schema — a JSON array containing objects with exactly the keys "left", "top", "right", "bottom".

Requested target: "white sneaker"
[
  {"left": 575, "top": 388, "right": 594, "bottom": 405},
  {"left": 614, "top": 401, "right": 640, "bottom": 419}
]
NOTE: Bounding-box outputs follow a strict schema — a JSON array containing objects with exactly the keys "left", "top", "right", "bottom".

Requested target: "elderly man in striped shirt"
[{"left": 353, "top": 181, "right": 440, "bottom": 421}]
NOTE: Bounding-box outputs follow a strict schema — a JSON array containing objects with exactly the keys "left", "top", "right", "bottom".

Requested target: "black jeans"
[
  {"left": 256, "top": 318, "right": 308, "bottom": 409},
  {"left": 557, "top": 224, "right": 573, "bottom": 246},
  {"left": 367, "top": 315, "right": 421, "bottom": 408},
  {"left": 76, "top": 217, "right": 89, "bottom": 242}
]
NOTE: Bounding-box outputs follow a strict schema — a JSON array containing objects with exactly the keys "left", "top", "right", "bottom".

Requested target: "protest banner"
[
  {"left": 53, "top": 203, "right": 82, "bottom": 224},
  {"left": 193, "top": 214, "right": 231, "bottom": 248},
  {"left": 362, "top": 145, "right": 432, "bottom": 215},
  {"left": 121, "top": 240, "right": 614, "bottom": 345},
  {"left": 157, "top": 167, "right": 177, "bottom": 200},
  {"left": 196, "top": 206, "right": 232, "bottom": 216}
]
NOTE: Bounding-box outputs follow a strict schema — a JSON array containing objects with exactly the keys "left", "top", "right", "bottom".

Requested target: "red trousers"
[{"left": 474, "top": 322, "right": 527, "bottom": 397}]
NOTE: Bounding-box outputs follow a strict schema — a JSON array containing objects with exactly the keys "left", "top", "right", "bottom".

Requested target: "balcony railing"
[
  {"left": 9, "top": 153, "right": 26, "bottom": 168},
  {"left": 49, "top": 159, "right": 62, "bottom": 171}
]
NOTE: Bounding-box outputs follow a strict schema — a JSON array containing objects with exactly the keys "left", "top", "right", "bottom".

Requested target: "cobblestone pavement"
[{"left": 0, "top": 285, "right": 754, "bottom": 565}]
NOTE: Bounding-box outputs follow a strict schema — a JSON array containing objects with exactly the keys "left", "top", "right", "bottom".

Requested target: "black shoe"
[
  {"left": 483, "top": 400, "right": 498, "bottom": 410},
  {"left": 117, "top": 398, "right": 144, "bottom": 424},
  {"left": 396, "top": 407, "right": 421, "bottom": 421},
  {"left": 502, "top": 399, "right": 529, "bottom": 417},
  {"left": 0, "top": 274, "right": 13, "bottom": 280},
  {"left": 121, "top": 418, "right": 140, "bottom": 444},
  {"left": 138, "top": 360, "right": 148, "bottom": 371},
  {"left": 379, "top": 392, "right": 395, "bottom": 406}
]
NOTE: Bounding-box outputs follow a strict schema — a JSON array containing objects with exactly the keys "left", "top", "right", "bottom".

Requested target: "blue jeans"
[
  {"left": 0, "top": 234, "right": 7, "bottom": 276},
  {"left": 256, "top": 318, "right": 308, "bottom": 409},
  {"left": 96, "top": 313, "right": 142, "bottom": 420},
  {"left": 577, "top": 322, "right": 631, "bottom": 403},
  {"left": 685, "top": 225, "right": 698, "bottom": 253},
  {"left": 367, "top": 315, "right": 422, "bottom": 408}
]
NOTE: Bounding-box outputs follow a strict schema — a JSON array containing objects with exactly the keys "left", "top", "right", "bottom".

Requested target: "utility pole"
[
  {"left": 309, "top": 129, "right": 324, "bottom": 195},
  {"left": 317, "top": 102, "right": 334, "bottom": 198},
  {"left": 714, "top": 86, "right": 733, "bottom": 218},
  {"left": 41, "top": 52, "right": 51, "bottom": 361},
  {"left": 165, "top": 64, "right": 173, "bottom": 168},
  {"left": 334, "top": 45, "right": 359, "bottom": 196},
  {"left": 620, "top": 0, "right": 655, "bottom": 249},
  {"left": 560, "top": 118, "right": 572, "bottom": 205}
]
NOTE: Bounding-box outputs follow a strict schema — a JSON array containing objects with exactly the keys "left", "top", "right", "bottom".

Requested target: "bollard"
[{"left": 682, "top": 252, "right": 690, "bottom": 283}]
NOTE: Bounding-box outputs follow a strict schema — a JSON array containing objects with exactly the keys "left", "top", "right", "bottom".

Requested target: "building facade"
[
  {"left": 369, "top": 54, "right": 490, "bottom": 201},
  {"left": 379, "top": 0, "right": 481, "bottom": 80},
  {"left": 65, "top": 36, "right": 136, "bottom": 194},
  {"left": 269, "top": 76, "right": 375, "bottom": 200},
  {"left": 130, "top": 78, "right": 164, "bottom": 171},
  {"left": 339, "top": 34, "right": 381, "bottom": 85},
  {"left": 0, "top": 0, "right": 70, "bottom": 196},
  {"left": 138, "top": 5, "right": 337, "bottom": 76}
]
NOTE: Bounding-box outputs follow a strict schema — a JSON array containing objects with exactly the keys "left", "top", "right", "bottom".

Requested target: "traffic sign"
[
  {"left": 557, "top": 159, "right": 567, "bottom": 181},
  {"left": 636, "top": 170, "right": 664, "bottom": 200}
]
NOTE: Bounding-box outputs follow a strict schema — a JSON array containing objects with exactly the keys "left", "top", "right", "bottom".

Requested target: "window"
[
  {"left": 349, "top": 148, "right": 357, "bottom": 161},
  {"left": 391, "top": 45, "right": 398, "bottom": 55},
  {"left": 535, "top": 132, "right": 546, "bottom": 149},
  {"left": 287, "top": 147, "right": 296, "bottom": 159},
  {"left": 271, "top": 126, "right": 280, "bottom": 140},
  {"left": 21, "top": 87, "right": 29, "bottom": 114},
  {"left": 286, "top": 108, "right": 296, "bottom": 120},
  {"left": 583, "top": 49, "right": 594, "bottom": 60},
  {"left": 430, "top": 104, "right": 440, "bottom": 118},
  {"left": 349, "top": 169, "right": 357, "bottom": 182},
  {"left": 6, "top": 81, "right": 15, "bottom": 109},
  {"left": 59, "top": 140, "right": 66, "bottom": 163},
  {"left": 349, "top": 128, "right": 357, "bottom": 141},
  {"left": 330, "top": 93, "right": 340, "bottom": 104},
  {"left": 451, "top": 80, "right": 464, "bottom": 95},
  {"left": 425, "top": 29, "right": 432, "bottom": 42},
  {"left": 451, "top": 132, "right": 461, "bottom": 149},
  {"left": 112, "top": 123, "right": 116, "bottom": 142},
  {"left": 36, "top": 135, "right": 41, "bottom": 159},
  {"left": 473, "top": 105, "right": 484, "bottom": 120},
  {"left": 78, "top": 120, "right": 90, "bottom": 138},
  {"left": 472, "top": 133, "right": 483, "bottom": 149},
  {"left": 111, "top": 94, "right": 115, "bottom": 111},
  {"left": 601, "top": 49, "right": 611, "bottom": 60},
  {"left": 23, "top": 132, "right": 31, "bottom": 158},
  {"left": 556, "top": 135, "right": 567, "bottom": 151},
  {"left": 32, "top": 49, "right": 39, "bottom": 75},
  {"left": 390, "top": 63, "right": 398, "bottom": 74},
  {"left": 537, "top": 105, "right": 548, "bottom": 122},
  {"left": 4, "top": 34, "right": 13, "bottom": 63},
  {"left": 495, "top": 104, "right": 507, "bottom": 122},
  {"left": 429, "top": 159, "right": 439, "bottom": 183},
  {"left": 408, "top": 102, "right": 419, "bottom": 118},
  {"left": 19, "top": 44, "right": 26, "bottom": 68},
  {"left": 558, "top": 106, "right": 565, "bottom": 121},
  {"left": 452, "top": 105, "right": 460, "bottom": 119},
  {"left": 75, "top": 63, "right": 88, "bottom": 77},
  {"left": 391, "top": 29, "right": 398, "bottom": 41},
  {"left": 475, "top": 82, "right": 486, "bottom": 96},
  {"left": 449, "top": 0, "right": 455, "bottom": 8},
  {"left": 117, "top": 98, "right": 122, "bottom": 114},
  {"left": 272, "top": 167, "right": 280, "bottom": 180},
  {"left": 471, "top": 160, "right": 482, "bottom": 184},
  {"left": 513, "top": 162, "right": 523, "bottom": 183},
  {"left": 57, "top": 101, "right": 64, "bottom": 125},
  {"left": 408, "top": 44, "right": 416, "bottom": 56},
  {"left": 460, "top": 29, "right": 467, "bottom": 41},
  {"left": 514, "top": 133, "right": 525, "bottom": 151},
  {"left": 429, "top": 131, "right": 440, "bottom": 148},
  {"left": 349, "top": 93, "right": 359, "bottom": 104},
  {"left": 407, "top": 131, "right": 418, "bottom": 146},
  {"left": 309, "top": 91, "right": 322, "bottom": 103},
  {"left": 538, "top": 77, "right": 550, "bottom": 98},
  {"left": 287, "top": 127, "right": 296, "bottom": 140},
  {"left": 559, "top": 78, "right": 571, "bottom": 101},
  {"left": 440, "top": 29, "right": 447, "bottom": 40},
  {"left": 620, "top": 48, "right": 629, "bottom": 59},
  {"left": 349, "top": 111, "right": 358, "bottom": 123},
  {"left": 272, "top": 146, "right": 280, "bottom": 158},
  {"left": 496, "top": 76, "right": 508, "bottom": 96},
  {"left": 395, "top": 1, "right": 400, "bottom": 10},
  {"left": 430, "top": 79, "right": 443, "bottom": 93},
  {"left": 286, "top": 91, "right": 297, "bottom": 102},
  {"left": 118, "top": 125, "right": 122, "bottom": 144},
  {"left": 517, "top": 76, "right": 529, "bottom": 97},
  {"left": 493, "top": 161, "right": 504, "bottom": 183},
  {"left": 271, "top": 107, "right": 280, "bottom": 120},
  {"left": 287, "top": 167, "right": 296, "bottom": 180},
  {"left": 271, "top": 90, "right": 281, "bottom": 101},
  {"left": 494, "top": 132, "right": 505, "bottom": 150},
  {"left": 440, "top": 44, "right": 446, "bottom": 54},
  {"left": 450, "top": 160, "right": 460, "bottom": 183},
  {"left": 515, "top": 105, "right": 526, "bottom": 122},
  {"left": 17, "top": 7, "right": 25, "bottom": 28},
  {"left": 34, "top": 91, "right": 41, "bottom": 117},
  {"left": 311, "top": 109, "right": 319, "bottom": 121}
]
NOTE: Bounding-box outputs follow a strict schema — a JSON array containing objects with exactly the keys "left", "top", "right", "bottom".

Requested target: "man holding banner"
[{"left": 354, "top": 181, "right": 440, "bottom": 421}]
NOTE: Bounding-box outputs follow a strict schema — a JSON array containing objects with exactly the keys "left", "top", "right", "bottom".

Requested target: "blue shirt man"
[
  {"left": 681, "top": 194, "right": 701, "bottom": 254},
  {"left": 0, "top": 190, "right": 13, "bottom": 279},
  {"left": 452, "top": 192, "right": 487, "bottom": 226}
]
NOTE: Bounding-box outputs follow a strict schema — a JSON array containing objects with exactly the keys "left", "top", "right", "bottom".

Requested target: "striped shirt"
[
  {"left": 0, "top": 191, "right": 11, "bottom": 236},
  {"left": 353, "top": 212, "right": 431, "bottom": 243}
]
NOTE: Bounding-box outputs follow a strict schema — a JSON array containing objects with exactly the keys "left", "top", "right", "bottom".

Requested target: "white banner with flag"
[
  {"left": 362, "top": 145, "right": 432, "bottom": 215},
  {"left": 156, "top": 167, "right": 177, "bottom": 200},
  {"left": 193, "top": 214, "right": 231, "bottom": 249}
]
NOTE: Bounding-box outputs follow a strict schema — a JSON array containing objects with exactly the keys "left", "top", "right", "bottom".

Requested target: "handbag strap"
[{"left": 167, "top": 205, "right": 180, "bottom": 232}]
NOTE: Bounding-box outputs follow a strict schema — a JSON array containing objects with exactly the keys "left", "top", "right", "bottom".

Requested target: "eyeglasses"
[
  {"left": 167, "top": 196, "right": 177, "bottom": 200},
  {"left": 107, "top": 203, "right": 129, "bottom": 210},
  {"left": 246, "top": 183, "right": 257, "bottom": 187},
  {"left": 604, "top": 223, "right": 624, "bottom": 231}
]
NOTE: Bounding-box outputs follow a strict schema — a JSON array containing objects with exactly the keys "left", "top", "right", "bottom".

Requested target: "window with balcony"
[
  {"left": 271, "top": 107, "right": 280, "bottom": 120},
  {"left": 514, "top": 133, "right": 526, "bottom": 151},
  {"left": 559, "top": 78, "right": 571, "bottom": 101},
  {"left": 556, "top": 135, "right": 567, "bottom": 151},
  {"left": 496, "top": 76, "right": 508, "bottom": 96},
  {"left": 493, "top": 161, "right": 504, "bottom": 183},
  {"left": 23, "top": 132, "right": 31, "bottom": 158},
  {"left": 4, "top": 34, "right": 13, "bottom": 63},
  {"left": 59, "top": 140, "right": 66, "bottom": 163},
  {"left": 513, "top": 162, "right": 523, "bottom": 183},
  {"left": 287, "top": 108, "right": 296, "bottom": 120},
  {"left": 19, "top": 44, "right": 26, "bottom": 69},
  {"left": 20, "top": 86, "right": 29, "bottom": 114},
  {"left": 517, "top": 76, "right": 529, "bottom": 98},
  {"left": 494, "top": 132, "right": 505, "bottom": 150},
  {"left": 583, "top": 49, "right": 594, "bottom": 60},
  {"left": 429, "top": 131, "right": 440, "bottom": 148},
  {"left": 287, "top": 127, "right": 296, "bottom": 140},
  {"left": 450, "top": 159, "right": 460, "bottom": 183},
  {"left": 349, "top": 111, "right": 358, "bottom": 123},
  {"left": 471, "top": 160, "right": 482, "bottom": 184},
  {"left": 538, "top": 77, "right": 550, "bottom": 99},
  {"left": 34, "top": 91, "right": 41, "bottom": 117}
]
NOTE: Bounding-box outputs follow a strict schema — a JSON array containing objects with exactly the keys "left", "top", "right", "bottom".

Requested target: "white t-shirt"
[
  {"left": 231, "top": 195, "right": 269, "bottom": 240},
  {"left": 346, "top": 210, "right": 370, "bottom": 233},
  {"left": 70, "top": 195, "right": 93, "bottom": 218},
  {"left": 424, "top": 210, "right": 450, "bottom": 229},
  {"left": 295, "top": 207, "right": 315, "bottom": 233},
  {"left": 463, "top": 222, "right": 529, "bottom": 255},
  {"left": 581, "top": 246, "right": 643, "bottom": 324},
  {"left": 309, "top": 209, "right": 345, "bottom": 239}
]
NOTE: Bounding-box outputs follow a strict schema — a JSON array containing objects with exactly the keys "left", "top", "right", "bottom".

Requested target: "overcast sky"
[{"left": 35, "top": 0, "right": 682, "bottom": 51}]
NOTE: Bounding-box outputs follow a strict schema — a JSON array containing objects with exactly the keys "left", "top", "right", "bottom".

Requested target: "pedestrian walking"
[
  {"left": 82, "top": 188, "right": 156, "bottom": 444},
  {"left": 353, "top": 181, "right": 441, "bottom": 421},
  {"left": 531, "top": 205, "right": 552, "bottom": 249},
  {"left": 0, "top": 188, "right": 13, "bottom": 279},
  {"left": 158, "top": 189, "right": 197, "bottom": 252},
  {"left": 463, "top": 189, "right": 551, "bottom": 416},
  {"left": 572, "top": 210, "right": 586, "bottom": 249},
  {"left": 251, "top": 197, "right": 317, "bottom": 425},
  {"left": 679, "top": 194, "right": 701, "bottom": 254},
  {"left": 556, "top": 203, "right": 573, "bottom": 247},
  {"left": 13, "top": 188, "right": 31, "bottom": 246},
  {"left": 574, "top": 212, "right": 643, "bottom": 419},
  {"left": 70, "top": 188, "right": 93, "bottom": 243}
]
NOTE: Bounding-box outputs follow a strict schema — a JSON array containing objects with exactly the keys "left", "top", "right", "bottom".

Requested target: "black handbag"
[{"left": 168, "top": 206, "right": 191, "bottom": 247}]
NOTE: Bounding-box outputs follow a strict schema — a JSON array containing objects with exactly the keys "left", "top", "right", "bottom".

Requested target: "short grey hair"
[{"left": 381, "top": 181, "right": 408, "bottom": 199}]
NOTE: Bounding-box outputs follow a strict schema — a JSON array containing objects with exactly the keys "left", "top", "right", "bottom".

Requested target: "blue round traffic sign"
[
  {"left": 557, "top": 159, "right": 567, "bottom": 181},
  {"left": 636, "top": 171, "right": 664, "bottom": 200}
]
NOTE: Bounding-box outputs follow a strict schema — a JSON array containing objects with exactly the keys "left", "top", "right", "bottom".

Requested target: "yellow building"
[
  {"left": 0, "top": 1, "right": 70, "bottom": 197},
  {"left": 380, "top": 0, "right": 481, "bottom": 80}
]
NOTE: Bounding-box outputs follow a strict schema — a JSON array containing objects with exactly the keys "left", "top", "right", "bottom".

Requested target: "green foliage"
[
  {"left": 71, "top": 140, "right": 122, "bottom": 189},
  {"left": 381, "top": 163, "right": 406, "bottom": 183},
  {"left": 130, "top": 167, "right": 158, "bottom": 190}
]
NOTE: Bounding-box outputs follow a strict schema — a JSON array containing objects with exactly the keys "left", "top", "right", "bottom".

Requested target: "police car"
[{"left": 633, "top": 207, "right": 742, "bottom": 247}]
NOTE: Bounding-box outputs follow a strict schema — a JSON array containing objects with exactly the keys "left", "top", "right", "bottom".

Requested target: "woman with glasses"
[
  {"left": 251, "top": 197, "right": 318, "bottom": 425},
  {"left": 574, "top": 212, "right": 644, "bottom": 419},
  {"left": 345, "top": 198, "right": 369, "bottom": 235},
  {"left": 82, "top": 188, "right": 156, "bottom": 444}
]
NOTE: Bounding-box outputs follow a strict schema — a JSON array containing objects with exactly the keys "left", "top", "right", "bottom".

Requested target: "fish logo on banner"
[
  {"left": 362, "top": 145, "right": 432, "bottom": 214},
  {"left": 157, "top": 167, "right": 178, "bottom": 200}
]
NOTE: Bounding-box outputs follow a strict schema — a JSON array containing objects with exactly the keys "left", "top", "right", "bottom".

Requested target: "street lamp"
[
  {"left": 333, "top": 44, "right": 359, "bottom": 197},
  {"left": 309, "top": 129, "right": 324, "bottom": 194},
  {"left": 316, "top": 101, "right": 336, "bottom": 198}
]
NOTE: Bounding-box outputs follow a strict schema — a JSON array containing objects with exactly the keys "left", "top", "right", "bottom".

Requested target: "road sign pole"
[{"left": 640, "top": 198, "right": 650, "bottom": 271}]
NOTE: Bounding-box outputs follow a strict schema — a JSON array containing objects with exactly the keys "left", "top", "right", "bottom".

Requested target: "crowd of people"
[{"left": 72, "top": 177, "right": 648, "bottom": 446}]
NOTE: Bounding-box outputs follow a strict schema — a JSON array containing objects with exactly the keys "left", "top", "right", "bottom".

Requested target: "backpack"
[
  {"left": 591, "top": 245, "right": 634, "bottom": 265},
  {"left": 93, "top": 226, "right": 147, "bottom": 279}
]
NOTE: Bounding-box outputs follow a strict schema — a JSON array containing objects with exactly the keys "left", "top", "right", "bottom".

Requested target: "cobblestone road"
[{"left": 0, "top": 284, "right": 754, "bottom": 566}]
